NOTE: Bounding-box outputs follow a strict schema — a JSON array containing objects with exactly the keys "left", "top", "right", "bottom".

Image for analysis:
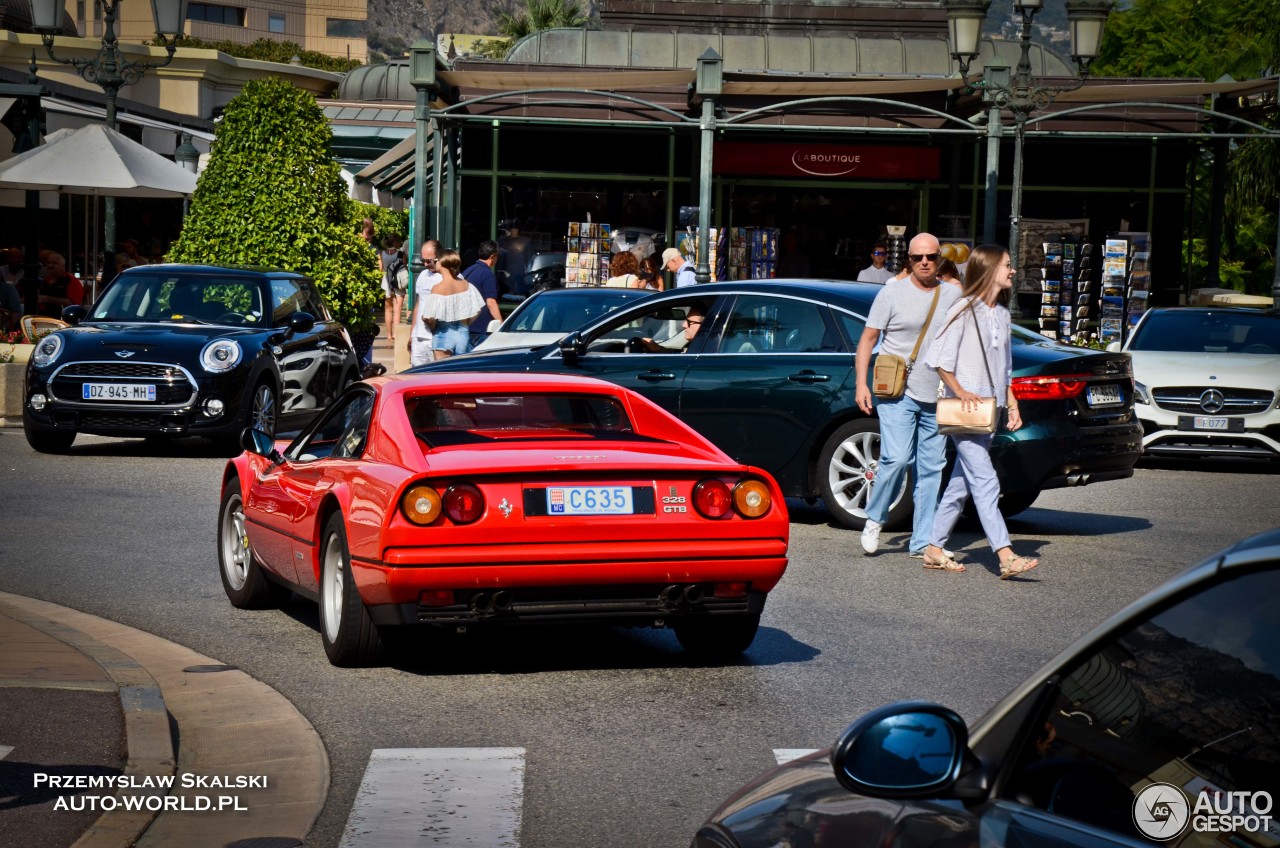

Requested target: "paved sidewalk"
[{"left": 0, "top": 592, "right": 328, "bottom": 848}]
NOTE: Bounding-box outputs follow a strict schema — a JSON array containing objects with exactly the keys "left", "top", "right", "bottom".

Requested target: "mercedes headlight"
[
  {"left": 32, "top": 333, "right": 64, "bottom": 367},
  {"left": 200, "top": 339, "right": 243, "bottom": 373},
  {"left": 1133, "top": 381, "right": 1151, "bottom": 405}
]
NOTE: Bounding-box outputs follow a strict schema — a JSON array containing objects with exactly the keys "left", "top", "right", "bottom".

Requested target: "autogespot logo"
[{"left": 1134, "top": 783, "right": 1191, "bottom": 841}]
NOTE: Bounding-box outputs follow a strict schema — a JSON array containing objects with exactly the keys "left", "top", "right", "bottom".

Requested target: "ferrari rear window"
[{"left": 407, "top": 393, "right": 637, "bottom": 445}]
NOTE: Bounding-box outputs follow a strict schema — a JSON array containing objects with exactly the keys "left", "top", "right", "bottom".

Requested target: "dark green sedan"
[{"left": 406, "top": 280, "right": 1142, "bottom": 529}]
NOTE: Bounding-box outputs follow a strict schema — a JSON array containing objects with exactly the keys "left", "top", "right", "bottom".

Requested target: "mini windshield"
[
  {"left": 88, "top": 274, "right": 266, "bottom": 326},
  {"left": 407, "top": 393, "right": 639, "bottom": 447},
  {"left": 1128, "top": 310, "right": 1280, "bottom": 354}
]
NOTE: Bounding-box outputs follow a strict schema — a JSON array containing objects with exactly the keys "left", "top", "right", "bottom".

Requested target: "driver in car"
[{"left": 637, "top": 303, "right": 706, "bottom": 353}]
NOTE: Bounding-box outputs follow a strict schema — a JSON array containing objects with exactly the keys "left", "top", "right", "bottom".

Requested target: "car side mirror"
[
  {"left": 62, "top": 305, "right": 87, "bottom": 326},
  {"left": 486, "top": 318, "right": 501, "bottom": 333},
  {"left": 559, "top": 331, "right": 586, "bottom": 364},
  {"left": 1105, "top": 341, "right": 1121, "bottom": 353},
  {"left": 241, "top": 427, "right": 284, "bottom": 466},
  {"left": 830, "top": 702, "right": 968, "bottom": 798},
  {"left": 288, "top": 311, "right": 316, "bottom": 334}
]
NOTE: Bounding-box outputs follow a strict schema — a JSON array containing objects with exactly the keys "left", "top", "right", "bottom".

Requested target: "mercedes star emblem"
[{"left": 1199, "top": 389, "right": 1226, "bottom": 414}]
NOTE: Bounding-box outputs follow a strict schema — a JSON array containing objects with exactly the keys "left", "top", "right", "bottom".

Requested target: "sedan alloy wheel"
[{"left": 819, "top": 419, "right": 912, "bottom": 530}]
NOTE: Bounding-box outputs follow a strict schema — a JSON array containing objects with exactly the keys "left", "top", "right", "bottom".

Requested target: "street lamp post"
[
  {"left": 408, "top": 40, "right": 437, "bottom": 281},
  {"left": 29, "top": 0, "right": 189, "bottom": 277},
  {"left": 693, "top": 49, "right": 722, "bottom": 286},
  {"left": 173, "top": 131, "right": 198, "bottom": 218},
  {"left": 945, "top": 0, "right": 1112, "bottom": 317}
]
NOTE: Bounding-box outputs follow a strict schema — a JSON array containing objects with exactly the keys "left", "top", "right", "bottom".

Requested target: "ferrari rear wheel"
[
  {"left": 674, "top": 613, "right": 761, "bottom": 660},
  {"left": 218, "top": 482, "right": 287, "bottom": 609},
  {"left": 319, "top": 511, "right": 382, "bottom": 667}
]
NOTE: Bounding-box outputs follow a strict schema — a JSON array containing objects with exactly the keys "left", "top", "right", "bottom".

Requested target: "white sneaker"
[{"left": 860, "top": 519, "right": 882, "bottom": 555}]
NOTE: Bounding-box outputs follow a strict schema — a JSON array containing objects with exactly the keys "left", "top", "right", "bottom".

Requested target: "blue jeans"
[
  {"left": 930, "top": 432, "right": 1011, "bottom": 552},
  {"left": 433, "top": 321, "right": 471, "bottom": 355},
  {"left": 865, "top": 394, "right": 947, "bottom": 554}
]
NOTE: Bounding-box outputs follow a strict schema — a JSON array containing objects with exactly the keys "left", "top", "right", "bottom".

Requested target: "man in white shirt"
[
  {"left": 662, "top": 247, "right": 697, "bottom": 288},
  {"left": 853, "top": 233, "right": 960, "bottom": 559},
  {"left": 408, "top": 240, "right": 441, "bottom": 368},
  {"left": 856, "top": 242, "right": 894, "bottom": 284}
]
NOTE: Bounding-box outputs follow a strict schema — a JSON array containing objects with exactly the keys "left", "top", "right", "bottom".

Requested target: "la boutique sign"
[{"left": 714, "top": 142, "right": 941, "bottom": 180}]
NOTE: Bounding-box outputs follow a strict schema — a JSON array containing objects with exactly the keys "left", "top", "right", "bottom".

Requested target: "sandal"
[
  {"left": 923, "top": 553, "right": 965, "bottom": 573},
  {"left": 999, "top": 555, "right": 1039, "bottom": 580}
]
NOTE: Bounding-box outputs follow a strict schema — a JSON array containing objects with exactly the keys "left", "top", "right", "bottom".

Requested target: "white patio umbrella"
[
  {"left": 0, "top": 123, "right": 198, "bottom": 300},
  {"left": 0, "top": 123, "right": 197, "bottom": 197}
]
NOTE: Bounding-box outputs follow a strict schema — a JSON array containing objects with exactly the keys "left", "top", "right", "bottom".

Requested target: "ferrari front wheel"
[
  {"left": 218, "top": 482, "right": 287, "bottom": 609},
  {"left": 319, "top": 511, "right": 381, "bottom": 667},
  {"left": 674, "top": 613, "right": 761, "bottom": 660}
]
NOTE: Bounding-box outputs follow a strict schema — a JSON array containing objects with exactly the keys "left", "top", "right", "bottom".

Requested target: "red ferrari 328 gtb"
[{"left": 218, "top": 373, "right": 790, "bottom": 666}]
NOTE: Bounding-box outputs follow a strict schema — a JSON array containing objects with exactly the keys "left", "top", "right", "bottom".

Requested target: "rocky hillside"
[{"left": 365, "top": 0, "right": 510, "bottom": 60}]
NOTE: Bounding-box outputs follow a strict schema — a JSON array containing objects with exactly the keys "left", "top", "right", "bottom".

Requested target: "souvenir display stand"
[
  {"left": 1035, "top": 239, "right": 1091, "bottom": 342},
  {"left": 564, "top": 221, "right": 614, "bottom": 286},
  {"left": 726, "top": 227, "right": 778, "bottom": 280}
]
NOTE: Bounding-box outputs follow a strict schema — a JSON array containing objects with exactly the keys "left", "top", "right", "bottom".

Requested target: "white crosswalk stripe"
[
  {"left": 337, "top": 745, "right": 822, "bottom": 845},
  {"left": 773, "top": 748, "right": 821, "bottom": 765},
  {"left": 340, "top": 747, "right": 526, "bottom": 848}
]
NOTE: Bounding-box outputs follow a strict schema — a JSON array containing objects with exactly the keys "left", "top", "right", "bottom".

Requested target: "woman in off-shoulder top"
[{"left": 421, "top": 248, "right": 485, "bottom": 359}]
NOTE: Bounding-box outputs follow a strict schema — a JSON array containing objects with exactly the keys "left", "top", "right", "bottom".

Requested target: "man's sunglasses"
[
  {"left": 909, "top": 253, "right": 940, "bottom": 263},
  {"left": 871, "top": 250, "right": 886, "bottom": 257}
]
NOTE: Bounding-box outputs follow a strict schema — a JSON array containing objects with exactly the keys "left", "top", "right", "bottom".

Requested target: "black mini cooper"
[{"left": 23, "top": 264, "right": 359, "bottom": 453}]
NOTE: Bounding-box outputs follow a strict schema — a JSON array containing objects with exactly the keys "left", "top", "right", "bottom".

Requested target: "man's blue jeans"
[{"left": 864, "top": 394, "right": 947, "bottom": 554}]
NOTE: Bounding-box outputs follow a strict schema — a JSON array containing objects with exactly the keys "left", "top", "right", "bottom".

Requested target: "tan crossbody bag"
[{"left": 872, "top": 285, "right": 941, "bottom": 399}]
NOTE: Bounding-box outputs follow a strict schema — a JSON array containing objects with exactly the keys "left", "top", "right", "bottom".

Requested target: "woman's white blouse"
[
  {"left": 423, "top": 285, "right": 485, "bottom": 324},
  {"left": 924, "top": 297, "right": 1013, "bottom": 405}
]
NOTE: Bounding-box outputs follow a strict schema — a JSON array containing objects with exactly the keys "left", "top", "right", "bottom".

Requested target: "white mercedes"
[{"left": 1111, "top": 306, "right": 1280, "bottom": 459}]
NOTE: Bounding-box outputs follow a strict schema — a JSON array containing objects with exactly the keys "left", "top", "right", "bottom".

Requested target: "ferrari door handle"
[
  {"left": 638, "top": 371, "right": 677, "bottom": 382},
  {"left": 788, "top": 371, "right": 830, "bottom": 383}
]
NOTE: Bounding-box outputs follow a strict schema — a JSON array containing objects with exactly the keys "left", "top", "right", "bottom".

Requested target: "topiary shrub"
[{"left": 168, "top": 77, "right": 382, "bottom": 331}]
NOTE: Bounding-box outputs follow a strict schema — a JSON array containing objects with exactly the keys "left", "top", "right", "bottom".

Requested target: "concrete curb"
[
  {"left": 0, "top": 597, "right": 174, "bottom": 848},
  {"left": 0, "top": 593, "right": 329, "bottom": 848}
]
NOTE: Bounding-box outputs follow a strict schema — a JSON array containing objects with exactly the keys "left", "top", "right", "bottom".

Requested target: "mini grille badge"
[
  {"left": 498, "top": 498, "right": 513, "bottom": 518},
  {"left": 1199, "top": 389, "right": 1225, "bottom": 414},
  {"left": 114, "top": 350, "right": 137, "bottom": 358}
]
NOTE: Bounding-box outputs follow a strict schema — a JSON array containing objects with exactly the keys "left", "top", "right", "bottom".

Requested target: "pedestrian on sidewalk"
[
  {"left": 423, "top": 248, "right": 484, "bottom": 360},
  {"left": 379, "top": 234, "right": 408, "bottom": 342},
  {"left": 463, "top": 240, "right": 501, "bottom": 350}
]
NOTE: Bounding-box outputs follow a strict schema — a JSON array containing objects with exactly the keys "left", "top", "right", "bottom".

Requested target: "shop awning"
[{"left": 353, "top": 132, "right": 429, "bottom": 198}]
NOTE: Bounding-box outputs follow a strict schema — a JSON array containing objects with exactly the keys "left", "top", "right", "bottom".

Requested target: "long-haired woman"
[{"left": 920, "top": 244, "right": 1039, "bottom": 579}]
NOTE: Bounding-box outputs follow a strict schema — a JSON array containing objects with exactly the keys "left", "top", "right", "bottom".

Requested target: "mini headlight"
[
  {"left": 200, "top": 339, "right": 242, "bottom": 373},
  {"left": 32, "top": 333, "right": 64, "bottom": 367}
]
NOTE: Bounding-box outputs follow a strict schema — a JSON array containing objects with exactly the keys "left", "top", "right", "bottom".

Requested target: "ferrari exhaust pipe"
[
  {"left": 681, "top": 585, "right": 706, "bottom": 605},
  {"left": 470, "top": 592, "right": 493, "bottom": 613},
  {"left": 492, "top": 591, "right": 512, "bottom": 612},
  {"left": 658, "top": 585, "right": 682, "bottom": 607}
]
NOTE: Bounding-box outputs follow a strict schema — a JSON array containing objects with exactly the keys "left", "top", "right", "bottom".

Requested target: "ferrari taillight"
[
  {"left": 1011, "top": 374, "right": 1089, "bottom": 401},
  {"left": 443, "top": 484, "right": 485, "bottom": 524},
  {"left": 732, "top": 479, "right": 772, "bottom": 518},
  {"left": 693, "top": 479, "right": 733, "bottom": 518},
  {"left": 402, "top": 485, "right": 442, "bottom": 525}
]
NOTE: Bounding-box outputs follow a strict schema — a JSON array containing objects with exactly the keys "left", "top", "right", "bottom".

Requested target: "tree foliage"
[
  {"left": 169, "top": 78, "right": 382, "bottom": 330},
  {"left": 474, "top": 0, "right": 589, "bottom": 59},
  {"left": 1094, "top": 0, "right": 1277, "bottom": 80}
]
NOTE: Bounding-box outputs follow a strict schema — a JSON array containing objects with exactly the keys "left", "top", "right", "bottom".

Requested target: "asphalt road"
[{"left": 1, "top": 427, "right": 1277, "bottom": 847}]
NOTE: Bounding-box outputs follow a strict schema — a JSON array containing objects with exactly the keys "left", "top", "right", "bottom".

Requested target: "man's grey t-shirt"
[{"left": 865, "top": 278, "right": 961, "bottom": 403}]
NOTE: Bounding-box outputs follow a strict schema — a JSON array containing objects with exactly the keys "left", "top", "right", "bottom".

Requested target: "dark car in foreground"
[
  {"left": 407, "top": 280, "right": 1142, "bottom": 528},
  {"left": 23, "top": 264, "right": 358, "bottom": 452},
  {"left": 692, "top": 528, "right": 1280, "bottom": 848}
]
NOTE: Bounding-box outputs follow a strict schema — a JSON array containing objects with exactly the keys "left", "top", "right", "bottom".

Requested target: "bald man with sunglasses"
[{"left": 853, "top": 232, "right": 961, "bottom": 559}]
